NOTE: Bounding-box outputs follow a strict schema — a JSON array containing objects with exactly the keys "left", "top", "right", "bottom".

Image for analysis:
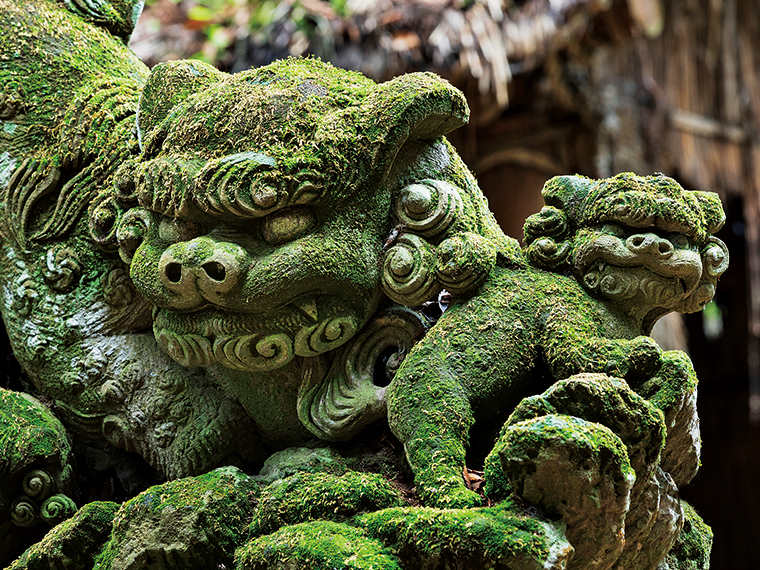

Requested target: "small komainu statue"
[{"left": 0, "top": 1, "right": 725, "bottom": 568}]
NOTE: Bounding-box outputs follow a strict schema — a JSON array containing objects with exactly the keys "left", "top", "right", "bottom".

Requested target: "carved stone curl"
[
  {"left": 298, "top": 307, "right": 427, "bottom": 441},
  {"left": 43, "top": 246, "right": 81, "bottom": 292},
  {"left": 382, "top": 234, "right": 439, "bottom": 306},
  {"left": 211, "top": 332, "right": 294, "bottom": 371},
  {"left": 116, "top": 207, "right": 154, "bottom": 265},
  {"left": 39, "top": 494, "right": 77, "bottom": 526},
  {"left": 436, "top": 233, "right": 497, "bottom": 296},
  {"left": 393, "top": 179, "right": 462, "bottom": 238}
]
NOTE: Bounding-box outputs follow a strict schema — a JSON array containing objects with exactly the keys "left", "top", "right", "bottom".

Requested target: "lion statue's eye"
[
  {"left": 261, "top": 206, "right": 316, "bottom": 245},
  {"left": 600, "top": 223, "right": 626, "bottom": 238},
  {"left": 669, "top": 234, "right": 692, "bottom": 250},
  {"left": 158, "top": 217, "right": 202, "bottom": 243}
]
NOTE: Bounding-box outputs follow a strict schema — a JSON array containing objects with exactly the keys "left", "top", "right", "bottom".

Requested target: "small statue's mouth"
[
  {"left": 580, "top": 260, "right": 697, "bottom": 312},
  {"left": 575, "top": 236, "right": 703, "bottom": 298},
  {"left": 587, "top": 260, "right": 693, "bottom": 295}
]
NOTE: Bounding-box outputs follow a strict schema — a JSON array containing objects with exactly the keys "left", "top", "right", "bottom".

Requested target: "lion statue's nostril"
[
  {"left": 165, "top": 263, "right": 183, "bottom": 284},
  {"left": 658, "top": 241, "right": 673, "bottom": 255},
  {"left": 202, "top": 261, "right": 226, "bottom": 282},
  {"left": 625, "top": 234, "right": 673, "bottom": 258}
]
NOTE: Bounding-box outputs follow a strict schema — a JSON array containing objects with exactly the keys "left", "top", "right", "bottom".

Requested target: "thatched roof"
[{"left": 132, "top": 0, "right": 659, "bottom": 124}]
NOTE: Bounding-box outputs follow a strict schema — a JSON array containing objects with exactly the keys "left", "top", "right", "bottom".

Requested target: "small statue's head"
[
  {"left": 524, "top": 173, "right": 729, "bottom": 331},
  {"left": 109, "top": 58, "right": 469, "bottom": 372}
]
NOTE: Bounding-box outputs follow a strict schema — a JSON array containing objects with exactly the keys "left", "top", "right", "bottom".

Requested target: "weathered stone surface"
[
  {"left": 498, "top": 414, "right": 633, "bottom": 570},
  {"left": 658, "top": 501, "right": 712, "bottom": 570},
  {"left": 255, "top": 446, "right": 349, "bottom": 484},
  {"left": 237, "top": 520, "right": 403, "bottom": 570},
  {"left": 0, "top": 389, "right": 77, "bottom": 564},
  {"left": 7, "top": 501, "right": 119, "bottom": 570},
  {"left": 93, "top": 466, "right": 259, "bottom": 570},
  {"left": 250, "top": 471, "right": 403, "bottom": 536},
  {"left": 352, "top": 500, "right": 574, "bottom": 570}
]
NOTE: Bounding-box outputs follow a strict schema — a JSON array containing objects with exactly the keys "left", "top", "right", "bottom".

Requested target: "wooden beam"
[{"left": 670, "top": 109, "right": 748, "bottom": 144}]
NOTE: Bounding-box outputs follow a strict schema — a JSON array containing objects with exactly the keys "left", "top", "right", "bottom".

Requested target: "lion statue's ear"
[
  {"left": 692, "top": 190, "right": 726, "bottom": 235},
  {"left": 137, "top": 60, "right": 227, "bottom": 152},
  {"left": 62, "top": 0, "right": 144, "bottom": 41},
  {"left": 539, "top": 175, "right": 595, "bottom": 225},
  {"left": 360, "top": 72, "right": 469, "bottom": 164}
]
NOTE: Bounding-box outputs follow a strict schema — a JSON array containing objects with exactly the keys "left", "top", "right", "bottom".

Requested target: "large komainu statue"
[{"left": 0, "top": 1, "right": 725, "bottom": 568}]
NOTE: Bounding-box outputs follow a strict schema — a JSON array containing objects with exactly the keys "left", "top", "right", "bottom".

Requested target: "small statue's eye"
[
  {"left": 158, "top": 217, "right": 202, "bottom": 242},
  {"left": 262, "top": 207, "right": 316, "bottom": 245},
  {"left": 670, "top": 234, "right": 691, "bottom": 249},
  {"left": 600, "top": 223, "right": 626, "bottom": 238}
]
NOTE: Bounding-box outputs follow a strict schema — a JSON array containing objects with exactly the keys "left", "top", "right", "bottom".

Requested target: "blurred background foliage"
[{"left": 135, "top": 0, "right": 353, "bottom": 69}]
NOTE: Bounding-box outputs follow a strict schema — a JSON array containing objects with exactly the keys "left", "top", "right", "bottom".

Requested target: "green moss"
[
  {"left": 249, "top": 471, "right": 403, "bottom": 537},
  {"left": 237, "top": 520, "right": 403, "bottom": 570},
  {"left": 482, "top": 450, "right": 512, "bottom": 501},
  {"left": 352, "top": 499, "right": 570, "bottom": 569},
  {"left": 659, "top": 501, "right": 712, "bottom": 570},
  {"left": 94, "top": 466, "right": 260, "bottom": 569},
  {"left": 0, "top": 2, "right": 148, "bottom": 153},
  {"left": 0, "top": 389, "right": 70, "bottom": 473},
  {"left": 540, "top": 173, "right": 724, "bottom": 243},
  {"left": 498, "top": 414, "right": 635, "bottom": 499},
  {"left": 8, "top": 501, "right": 119, "bottom": 570}
]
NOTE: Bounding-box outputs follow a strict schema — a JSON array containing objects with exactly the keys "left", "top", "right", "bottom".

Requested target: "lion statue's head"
[{"left": 524, "top": 173, "right": 729, "bottom": 331}]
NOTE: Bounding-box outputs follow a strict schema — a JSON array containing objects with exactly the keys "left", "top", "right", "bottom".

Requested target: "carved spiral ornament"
[
  {"left": 526, "top": 237, "right": 571, "bottom": 270},
  {"left": 40, "top": 494, "right": 77, "bottom": 526},
  {"left": 43, "top": 246, "right": 81, "bottom": 292},
  {"left": 583, "top": 265, "right": 639, "bottom": 302},
  {"left": 382, "top": 234, "right": 439, "bottom": 306},
  {"left": 10, "top": 497, "right": 37, "bottom": 527},
  {"left": 523, "top": 206, "right": 568, "bottom": 242},
  {"left": 212, "top": 333, "right": 295, "bottom": 371},
  {"left": 116, "top": 207, "right": 153, "bottom": 264},
  {"left": 703, "top": 237, "right": 729, "bottom": 277},
  {"left": 298, "top": 307, "right": 427, "bottom": 441},
  {"left": 11, "top": 277, "right": 39, "bottom": 318},
  {"left": 436, "top": 233, "right": 496, "bottom": 296},
  {"left": 22, "top": 469, "right": 54, "bottom": 500},
  {"left": 294, "top": 315, "right": 359, "bottom": 357},
  {"left": 196, "top": 154, "right": 283, "bottom": 218},
  {"left": 394, "top": 179, "right": 462, "bottom": 238},
  {"left": 89, "top": 192, "right": 126, "bottom": 249},
  {"left": 114, "top": 161, "right": 139, "bottom": 204},
  {"left": 524, "top": 206, "right": 572, "bottom": 270}
]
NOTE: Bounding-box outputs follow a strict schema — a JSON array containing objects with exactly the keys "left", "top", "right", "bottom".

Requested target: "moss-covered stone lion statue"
[{"left": 0, "top": 0, "right": 724, "bottom": 568}]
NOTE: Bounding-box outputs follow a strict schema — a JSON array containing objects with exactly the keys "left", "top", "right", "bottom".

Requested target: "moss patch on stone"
[
  {"left": 93, "top": 466, "right": 259, "bottom": 569},
  {"left": 0, "top": 389, "right": 70, "bottom": 473},
  {"left": 8, "top": 501, "right": 119, "bottom": 570},
  {"left": 237, "top": 520, "right": 403, "bottom": 570},
  {"left": 250, "top": 471, "right": 403, "bottom": 537},
  {"left": 659, "top": 501, "right": 712, "bottom": 570},
  {"left": 352, "top": 499, "right": 572, "bottom": 570}
]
